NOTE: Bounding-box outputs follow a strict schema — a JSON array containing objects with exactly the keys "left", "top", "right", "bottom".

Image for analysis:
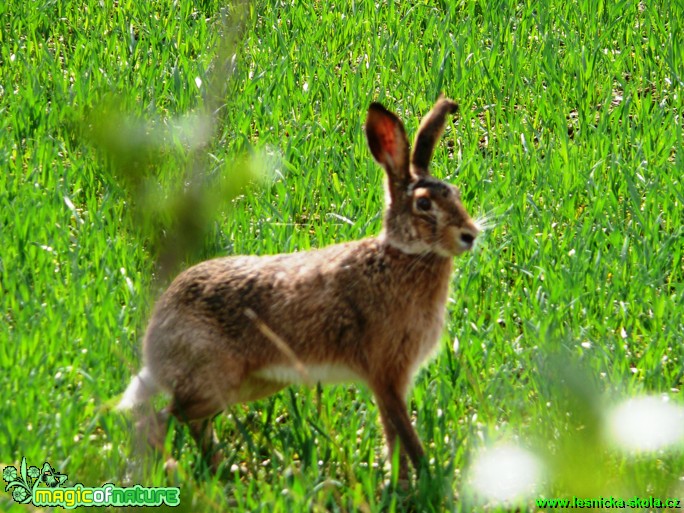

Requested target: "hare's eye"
[{"left": 416, "top": 197, "right": 432, "bottom": 211}]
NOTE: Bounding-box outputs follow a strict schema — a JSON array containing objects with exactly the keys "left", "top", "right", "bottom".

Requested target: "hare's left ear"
[
  {"left": 365, "top": 103, "right": 411, "bottom": 205},
  {"left": 411, "top": 96, "right": 458, "bottom": 176}
]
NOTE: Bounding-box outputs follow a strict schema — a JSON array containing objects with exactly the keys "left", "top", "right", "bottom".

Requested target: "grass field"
[{"left": 1, "top": 0, "right": 683, "bottom": 511}]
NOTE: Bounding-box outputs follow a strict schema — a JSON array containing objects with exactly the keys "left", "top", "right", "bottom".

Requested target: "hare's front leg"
[{"left": 372, "top": 382, "right": 426, "bottom": 480}]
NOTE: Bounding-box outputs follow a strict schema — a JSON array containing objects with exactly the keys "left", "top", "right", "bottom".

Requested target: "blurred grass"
[{"left": 1, "top": 0, "right": 682, "bottom": 511}]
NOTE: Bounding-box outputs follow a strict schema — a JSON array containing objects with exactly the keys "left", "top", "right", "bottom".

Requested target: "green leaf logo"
[
  {"left": 40, "top": 462, "right": 68, "bottom": 488},
  {"left": 3, "top": 458, "right": 67, "bottom": 504},
  {"left": 2, "top": 466, "right": 17, "bottom": 483}
]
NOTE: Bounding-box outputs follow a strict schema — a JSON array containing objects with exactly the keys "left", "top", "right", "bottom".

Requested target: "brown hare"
[{"left": 118, "top": 96, "right": 479, "bottom": 481}]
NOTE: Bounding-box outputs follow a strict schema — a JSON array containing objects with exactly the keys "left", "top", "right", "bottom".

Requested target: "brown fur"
[{"left": 119, "top": 97, "right": 479, "bottom": 480}]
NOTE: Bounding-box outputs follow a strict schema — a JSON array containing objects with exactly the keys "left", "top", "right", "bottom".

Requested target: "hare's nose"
[
  {"left": 459, "top": 229, "right": 477, "bottom": 250},
  {"left": 461, "top": 232, "right": 475, "bottom": 245}
]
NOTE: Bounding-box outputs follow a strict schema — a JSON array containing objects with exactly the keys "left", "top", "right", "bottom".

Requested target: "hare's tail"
[{"left": 117, "top": 366, "right": 159, "bottom": 410}]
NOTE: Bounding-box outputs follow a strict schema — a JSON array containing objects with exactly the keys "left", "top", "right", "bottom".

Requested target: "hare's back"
[{"left": 150, "top": 240, "right": 388, "bottom": 356}]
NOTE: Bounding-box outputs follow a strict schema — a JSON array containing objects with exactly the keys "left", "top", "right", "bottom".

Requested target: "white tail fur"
[{"left": 117, "top": 366, "right": 159, "bottom": 410}]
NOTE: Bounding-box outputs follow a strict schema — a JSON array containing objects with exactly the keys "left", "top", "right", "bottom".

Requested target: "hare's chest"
[{"left": 406, "top": 305, "right": 447, "bottom": 378}]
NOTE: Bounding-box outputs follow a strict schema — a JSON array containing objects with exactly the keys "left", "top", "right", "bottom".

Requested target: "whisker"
[{"left": 473, "top": 207, "right": 505, "bottom": 232}]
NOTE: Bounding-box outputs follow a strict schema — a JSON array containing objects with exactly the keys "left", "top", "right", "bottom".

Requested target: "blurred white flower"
[
  {"left": 606, "top": 396, "right": 684, "bottom": 452},
  {"left": 468, "top": 443, "right": 543, "bottom": 504}
]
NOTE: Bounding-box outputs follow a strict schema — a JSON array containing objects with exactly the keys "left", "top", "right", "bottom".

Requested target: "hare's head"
[{"left": 366, "top": 97, "right": 479, "bottom": 257}]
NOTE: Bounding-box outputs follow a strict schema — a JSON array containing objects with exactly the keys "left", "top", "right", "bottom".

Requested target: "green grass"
[{"left": 1, "top": 0, "right": 683, "bottom": 511}]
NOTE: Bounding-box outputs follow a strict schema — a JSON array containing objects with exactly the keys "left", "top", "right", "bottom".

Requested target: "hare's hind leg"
[
  {"left": 170, "top": 401, "right": 225, "bottom": 473},
  {"left": 138, "top": 408, "right": 171, "bottom": 451},
  {"left": 187, "top": 418, "right": 223, "bottom": 473},
  {"left": 131, "top": 406, "right": 180, "bottom": 472},
  {"left": 169, "top": 385, "right": 232, "bottom": 474}
]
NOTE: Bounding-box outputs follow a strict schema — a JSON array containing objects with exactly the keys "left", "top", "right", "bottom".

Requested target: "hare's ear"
[
  {"left": 365, "top": 103, "right": 411, "bottom": 204},
  {"left": 411, "top": 96, "right": 458, "bottom": 176}
]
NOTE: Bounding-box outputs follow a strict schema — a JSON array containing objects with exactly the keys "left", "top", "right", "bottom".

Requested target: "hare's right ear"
[
  {"left": 411, "top": 96, "right": 458, "bottom": 175},
  {"left": 365, "top": 103, "right": 411, "bottom": 205}
]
